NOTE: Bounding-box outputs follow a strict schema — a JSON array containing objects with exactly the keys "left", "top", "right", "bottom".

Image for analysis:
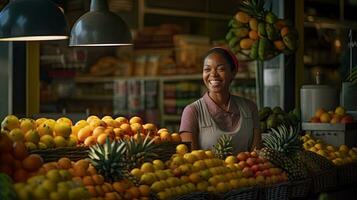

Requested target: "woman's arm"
[
  {"left": 251, "top": 128, "right": 262, "bottom": 150},
  {"left": 180, "top": 131, "right": 199, "bottom": 150},
  {"left": 179, "top": 104, "right": 199, "bottom": 150}
]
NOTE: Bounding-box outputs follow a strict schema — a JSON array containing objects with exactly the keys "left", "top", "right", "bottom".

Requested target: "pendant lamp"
[
  {"left": 0, "top": 0, "right": 68, "bottom": 41},
  {"left": 69, "top": 0, "right": 132, "bottom": 46}
]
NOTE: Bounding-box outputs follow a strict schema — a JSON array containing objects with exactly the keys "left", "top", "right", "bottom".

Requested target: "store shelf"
[
  {"left": 70, "top": 95, "right": 113, "bottom": 101},
  {"left": 143, "top": 6, "right": 231, "bottom": 20},
  {"left": 304, "top": 16, "right": 357, "bottom": 30},
  {"left": 75, "top": 73, "right": 255, "bottom": 83}
]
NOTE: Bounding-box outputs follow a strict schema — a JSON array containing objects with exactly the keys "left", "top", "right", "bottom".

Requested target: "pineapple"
[
  {"left": 88, "top": 138, "right": 134, "bottom": 183},
  {"left": 124, "top": 133, "right": 158, "bottom": 169},
  {"left": 297, "top": 150, "right": 335, "bottom": 174},
  {"left": 239, "top": 0, "right": 267, "bottom": 20},
  {"left": 259, "top": 124, "right": 308, "bottom": 181},
  {"left": 213, "top": 134, "right": 233, "bottom": 159}
]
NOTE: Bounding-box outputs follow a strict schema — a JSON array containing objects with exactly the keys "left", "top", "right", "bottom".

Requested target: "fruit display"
[
  {"left": 259, "top": 106, "right": 300, "bottom": 133},
  {"left": 226, "top": 0, "right": 298, "bottom": 61},
  {"left": 302, "top": 133, "right": 357, "bottom": 165},
  {"left": 14, "top": 169, "right": 90, "bottom": 200},
  {"left": 1, "top": 114, "right": 182, "bottom": 151},
  {"left": 258, "top": 125, "right": 309, "bottom": 181},
  {"left": 213, "top": 134, "right": 233, "bottom": 159},
  {"left": 310, "top": 106, "right": 354, "bottom": 123}
]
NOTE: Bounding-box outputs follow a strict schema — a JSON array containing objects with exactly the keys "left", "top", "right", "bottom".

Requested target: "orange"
[
  {"left": 114, "top": 116, "right": 128, "bottom": 124},
  {"left": 138, "top": 185, "right": 150, "bottom": 197},
  {"left": 129, "top": 116, "right": 143, "bottom": 125},
  {"left": 339, "top": 145, "right": 349, "bottom": 153},
  {"left": 102, "top": 182, "right": 113, "bottom": 193},
  {"left": 92, "top": 174, "right": 104, "bottom": 185},
  {"left": 22, "top": 154, "right": 44, "bottom": 172},
  {"left": 105, "top": 119, "right": 120, "bottom": 128},
  {"left": 85, "top": 185, "right": 97, "bottom": 197},
  {"left": 13, "top": 168, "right": 29, "bottom": 182},
  {"left": 105, "top": 192, "right": 120, "bottom": 200},
  {"left": 13, "top": 141, "right": 29, "bottom": 160},
  {"left": 75, "top": 159, "right": 90, "bottom": 170},
  {"left": 95, "top": 185, "right": 105, "bottom": 197},
  {"left": 104, "top": 127, "right": 115, "bottom": 137},
  {"left": 57, "top": 157, "right": 72, "bottom": 169},
  {"left": 77, "top": 126, "right": 92, "bottom": 142},
  {"left": 82, "top": 176, "right": 95, "bottom": 186},
  {"left": 143, "top": 123, "right": 157, "bottom": 136},
  {"left": 315, "top": 108, "right": 326, "bottom": 118},
  {"left": 0, "top": 133, "right": 13, "bottom": 153},
  {"left": 89, "top": 119, "right": 106, "bottom": 129},
  {"left": 87, "top": 165, "right": 97, "bottom": 175},
  {"left": 310, "top": 116, "right": 320, "bottom": 123},
  {"left": 97, "top": 134, "right": 111, "bottom": 145},
  {"left": 320, "top": 113, "right": 331, "bottom": 123},
  {"left": 171, "top": 133, "right": 182, "bottom": 143},
  {"left": 160, "top": 131, "right": 171, "bottom": 142},
  {"left": 119, "top": 123, "right": 132, "bottom": 136},
  {"left": 84, "top": 136, "right": 97, "bottom": 146},
  {"left": 73, "top": 165, "right": 87, "bottom": 177},
  {"left": 112, "top": 181, "right": 125, "bottom": 193},
  {"left": 113, "top": 128, "right": 125, "bottom": 138},
  {"left": 92, "top": 126, "right": 105, "bottom": 138},
  {"left": 87, "top": 115, "right": 100, "bottom": 123},
  {"left": 130, "top": 123, "right": 144, "bottom": 135},
  {"left": 127, "top": 186, "right": 140, "bottom": 199}
]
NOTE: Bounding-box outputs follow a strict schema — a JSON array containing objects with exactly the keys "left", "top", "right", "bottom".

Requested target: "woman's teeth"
[{"left": 209, "top": 80, "right": 221, "bottom": 86}]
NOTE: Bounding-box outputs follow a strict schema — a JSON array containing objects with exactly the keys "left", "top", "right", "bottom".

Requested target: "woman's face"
[{"left": 203, "top": 52, "right": 235, "bottom": 94}]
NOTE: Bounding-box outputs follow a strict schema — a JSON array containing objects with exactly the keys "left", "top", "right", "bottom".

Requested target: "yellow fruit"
[
  {"left": 40, "top": 135, "right": 55, "bottom": 148},
  {"left": 130, "top": 168, "right": 143, "bottom": 178},
  {"left": 8, "top": 128, "right": 24, "bottom": 142},
  {"left": 42, "top": 179, "right": 57, "bottom": 192},
  {"left": 25, "top": 129, "right": 40, "bottom": 144},
  {"left": 67, "top": 136, "right": 77, "bottom": 147},
  {"left": 20, "top": 118, "right": 36, "bottom": 133},
  {"left": 33, "top": 186, "right": 50, "bottom": 199},
  {"left": 326, "top": 145, "right": 336, "bottom": 152},
  {"left": 314, "top": 143, "right": 324, "bottom": 150},
  {"left": 38, "top": 142, "right": 47, "bottom": 149},
  {"left": 141, "top": 162, "right": 155, "bottom": 173},
  {"left": 54, "top": 136, "right": 67, "bottom": 147},
  {"left": 35, "top": 118, "right": 47, "bottom": 127},
  {"left": 54, "top": 122, "right": 72, "bottom": 138},
  {"left": 46, "top": 169, "right": 63, "bottom": 183},
  {"left": 153, "top": 160, "right": 165, "bottom": 170},
  {"left": 171, "top": 133, "right": 182, "bottom": 143},
  {"left": 56, "top": 117, "right": 73, "bottom": 126},
  {"left": 25, "top": 142, "right": 37, "bottom": 150},
  {"left": 176, "top": 144, "right": 189, "bottom": 155},
  {"left": 235, "top": 11, "right": 250, "bottom": 23},
  {"left": 225, "top": 155, "right": 237, "bottom": 164},
  {"left": 1, "top": 115, "right": 20, "bottom": 131},
  {"left": 160, "top": 131, "right": 172, "bottom": 142},
  {"left": 183, "top": 153, "right": 197, "bottom": 163},
  {"left": 139, "top": 184, "right": 151, "bottom": 197},
  {"left": 37, "top": 122, "right": 53, "bottom": 136},
  {"left": 335, "top": 106, "right": 346, "bottom": 116},
  {"left": 339, "top": 144, "right": 349, "bottom": 153},
  {"left": 320, "top": 113, "right": 331, "bottom": 123}
]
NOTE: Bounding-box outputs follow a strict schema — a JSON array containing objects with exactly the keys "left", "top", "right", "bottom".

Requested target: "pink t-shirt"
[{"left": 179, "top": 93, "right": 259, "bottom": 134}]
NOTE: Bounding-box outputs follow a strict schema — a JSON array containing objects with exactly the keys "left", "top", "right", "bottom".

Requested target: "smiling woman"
[{"left": 179, "top": 47, "right": 261, "bottom": 154}]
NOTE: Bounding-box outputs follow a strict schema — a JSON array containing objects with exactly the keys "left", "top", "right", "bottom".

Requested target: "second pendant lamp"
[{"left": 69, "top": 0, "right": 132, "bottom": 46}]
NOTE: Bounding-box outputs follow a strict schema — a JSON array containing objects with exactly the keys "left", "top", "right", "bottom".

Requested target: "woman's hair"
[{"left": 203, "top": 47, "right": 239, "bottom": 71}]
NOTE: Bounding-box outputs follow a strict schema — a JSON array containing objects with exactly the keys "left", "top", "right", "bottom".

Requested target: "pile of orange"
[
  {"left": 310, "top": 106, "right": 354, "bottom": 124},
  {"left": 112, "top": 179, "right": 151, "bottom": 200},
  {"left": 0, "top": 133, "right": 43, "bottom": 182}
]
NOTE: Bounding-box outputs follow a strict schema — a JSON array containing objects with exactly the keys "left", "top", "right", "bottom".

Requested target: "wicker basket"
[
  {"left": 260, "top": 182, "right": 289, "bottom": 200},
  {"left": 287, "top": 178, "right": 312, "bottom": 199},
  {"left": 223, "top": 187, "right": 259, "bottom": 200},
  {"left": 174, "top": 192, "right": 217, "bottom": 200},
  {"left": 154, "top": 142, "right": 191, "bottom": 161},
  {"left": 311, "top": 169, "right": 337, "bottom": 193},
  {"left": 337, "top": 163, "right": 357, "bottom": 186},
  {"left": 29, "top": 146, "right": 89, "bottom": 162}
]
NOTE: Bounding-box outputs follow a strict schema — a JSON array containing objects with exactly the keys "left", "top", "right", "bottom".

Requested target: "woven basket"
[
  {"left": 312, "top": 169, "right": 337, "bottom": 193},
  {"left": 29, "top": 146, "right": 89, "bottom": 162},
  {"left": 337, "top": 163, "right": 357, "bottom": 186},
  {"left": 174, "top": 192, "right": 217, "bottom": 200},
  {"left": 260, "top": 182, "right": 289, "bottom": 200},
  {"left": 287, "top": 178, "right": 312, "bottom": 199},
  {"left": 223, "top": 187, "right": 259, "bottom": 200},
  {"left": 154, "top": 142, "right": 191, "bottom": 161}
]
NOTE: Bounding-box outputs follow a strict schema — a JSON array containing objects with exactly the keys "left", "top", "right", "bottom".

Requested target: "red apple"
[
  {"left": 255, "top": 171, "right": 263, "bottom": 177},
  {"left": 262, "top": 169, "right": 272, "bottom": 177},
  {"left": 238, "top": 161, "right": 248, "bottom": 169},
  {"left": 246, "top": 157, "right": 257, "bottom": 166},
  {"left": 251, "top": 164, "right": 259, "bottom": 173},
  {"left": 341, "top": 115, "right": 354, "bottom": 123},
  {"left": 256, "top": 157, "right": 264, "bottom": 164},
  {"left": 258, "top": 163, "right": 266, "bottom": 171},
  {"left": 242, "top": 167, "right": 253, "bottom": 178},
  {"left": 237, "top": 152, "right": 248, "bottom": 161}
]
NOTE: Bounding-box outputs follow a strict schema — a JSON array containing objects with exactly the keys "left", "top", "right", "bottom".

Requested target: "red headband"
[{"left": 210, "top": 47, "right": 239, "bottom": 71}]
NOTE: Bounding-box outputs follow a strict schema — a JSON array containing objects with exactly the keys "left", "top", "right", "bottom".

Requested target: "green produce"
[
  {"left": 258, "top": 38, "right": 269, "bottom": 60},
  {"left": 213, "top": 134, "right": 233, "bottom": 159},
  {"left": 250, "top": 40, "right": 259, "bottom": 59},
  {"left": 258, "top": 22, "right": 267, "bottom": 38},
  {"left": 265, "top": 11, "right": 278, "bottom": 24},
  {"left": 266, "top": 23, "right": 279, "bottom": 41},
  {"left": 283, "top": 33, "right": 297, "bottom": 50},
  {"left": 0, "top": 173, "right": 17, "bottom": 200}
]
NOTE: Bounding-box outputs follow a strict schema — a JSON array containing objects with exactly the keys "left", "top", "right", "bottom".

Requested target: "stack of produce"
[
  {"left": 0, "top": 173, "right": 17, "bottom": 200},
  {"left": 310, "top": 106, "right": 354, "bottom": 123},
  {"left": 226, "top": 0, "right": 298, "bottom": 60},
  {"left": 259, "top": 106, "right": 300, "bottom": 133},
  {"left": 302, "top": 133, "right": 357, "bottom": 166}
]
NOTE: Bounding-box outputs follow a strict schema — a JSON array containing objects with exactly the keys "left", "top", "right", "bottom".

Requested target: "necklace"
[{"left": 208, "top": 92, "right": 231, "bottom": 112}]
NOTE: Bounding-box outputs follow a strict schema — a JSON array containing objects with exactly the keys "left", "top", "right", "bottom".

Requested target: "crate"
[
  {"left": 29, "top": 146, "right": 89, "bottom": 162},
  {"left": 288, "top": 178, "right": 312, "bottom": 199},
  {"left": 223, "top": 187, "right": 259, "bottom": 200},
  {"left": 337, "top": 163, "right": 357, "bottom": 186},
  {"left": 260, "top": 182, "right": 289, "bottom": 200},
  {"left": 175, "top": 192, "right": 217, "bottom": 200},
  {"left": 301, "top": 122, "right": 357, "bottom": 147},
  {"left": 311, "top": 169, "right": 337, "bottom": 193}
]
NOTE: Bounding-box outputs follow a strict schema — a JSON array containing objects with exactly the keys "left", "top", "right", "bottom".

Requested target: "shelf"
[
  {"left": 70, "top": 95, "right": 113, "bottom": 101},
  {"left": 143, "top": 6, "right": 231, "bottom": 20},
  {"left": 75, "top": 73, "right": 255, "bottom": 83},
  {"left": 304, "top": 16, "right": 357, "bottom": 30},
  {"left": 162, "top": 115, "right": 181, "bottom": 121}
]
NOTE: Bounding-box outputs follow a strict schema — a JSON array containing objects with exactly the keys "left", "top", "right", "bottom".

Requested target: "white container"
[{"left": 300, "top": 85, "right": 339, "bottom": 122}]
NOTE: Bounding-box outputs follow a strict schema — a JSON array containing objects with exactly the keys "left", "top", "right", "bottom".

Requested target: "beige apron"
[{"left": 193, "top": 96, "right": 254, "bottom": 154}]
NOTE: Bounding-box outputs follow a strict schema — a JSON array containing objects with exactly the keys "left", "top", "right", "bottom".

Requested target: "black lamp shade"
[
  {"left": 69, "top": 0, "right": 132, "bottom": 46},
  {"left": 0, "top": 0, "right": 68, "bottom": 41}
]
